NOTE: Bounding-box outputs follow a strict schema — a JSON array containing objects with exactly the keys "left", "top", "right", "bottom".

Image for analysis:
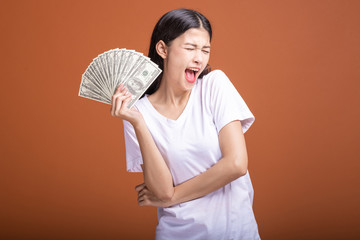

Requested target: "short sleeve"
[
  {"left": 206, "top": 70, "right": 255, "bottom": 133},
  {"left": 123, "top": 120, "right": 143, "bottom": 172}
]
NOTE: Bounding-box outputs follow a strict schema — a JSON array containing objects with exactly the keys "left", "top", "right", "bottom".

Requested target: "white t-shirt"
[{"left": 123, "top": 70, "right": 260, "bottom": 240}]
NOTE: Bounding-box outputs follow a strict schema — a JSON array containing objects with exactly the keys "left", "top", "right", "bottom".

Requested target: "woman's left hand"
[{"left": 135, "top": 183, "right": 172, "bottom": 208}]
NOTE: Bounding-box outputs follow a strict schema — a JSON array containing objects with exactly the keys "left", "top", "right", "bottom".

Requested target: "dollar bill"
[
  {"left": 79, "top": 48, "right": 162, "bottom": 108},
  {"left": 123, "top": 58, "right": 162, "bottom": 108}
]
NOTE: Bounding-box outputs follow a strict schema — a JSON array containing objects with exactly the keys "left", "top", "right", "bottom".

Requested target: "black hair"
[{"left": 144, "top": 8, "right": 212, "bottom": 96}]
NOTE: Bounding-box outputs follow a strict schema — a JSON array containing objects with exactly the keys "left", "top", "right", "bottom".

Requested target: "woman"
[{"left": 111, "top": 8, "right": 261, "bottom": 240}]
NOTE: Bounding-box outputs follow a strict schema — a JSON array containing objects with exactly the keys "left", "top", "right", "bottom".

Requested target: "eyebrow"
[{"left": 184, "top": 43, "right": 211, "bottom": 49}]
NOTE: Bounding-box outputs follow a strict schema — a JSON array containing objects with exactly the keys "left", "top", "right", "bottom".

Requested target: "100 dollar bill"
[{"left": 79, "top": 49, "right": 162, "bottom": 108}]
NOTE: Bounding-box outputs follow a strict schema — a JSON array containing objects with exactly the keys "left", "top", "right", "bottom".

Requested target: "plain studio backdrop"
[{"left": 1, "top": 0, "right": 359, "bottom": 239}]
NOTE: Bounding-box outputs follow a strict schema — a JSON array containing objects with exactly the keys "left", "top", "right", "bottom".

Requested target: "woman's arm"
[
  {"left": 112, "top": 85, "right": 174, "bottom": 201},
  {"left": 137, "top": 120, "right": 248, "bottom": 207},
  {"left": 133, "top": 121, "right": 174, "bottom": 200}
]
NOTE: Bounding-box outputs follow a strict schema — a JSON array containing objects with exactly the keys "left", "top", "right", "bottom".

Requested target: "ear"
[{"left": 156, "top": 40, "right": 168, "bottom": 59}]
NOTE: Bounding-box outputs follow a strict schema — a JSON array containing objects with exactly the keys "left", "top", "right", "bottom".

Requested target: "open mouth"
[{"left": 185, "top": 68, "right": 200, "bottom": 83}]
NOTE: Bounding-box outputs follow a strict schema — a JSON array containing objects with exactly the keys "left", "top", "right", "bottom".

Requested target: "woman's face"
[{"left": 163, "top": 27, "right": 211, "bottom": 91}]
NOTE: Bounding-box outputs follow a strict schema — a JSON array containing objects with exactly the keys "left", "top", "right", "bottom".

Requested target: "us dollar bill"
[
  {"left": 123, "top": 59, "right": 162, "bottom": 108},
  {"left": 79, "top": 48, "right": 162, "bottom": 108}
]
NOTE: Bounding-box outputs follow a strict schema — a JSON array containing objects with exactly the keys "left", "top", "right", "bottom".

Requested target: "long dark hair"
[{"left": 144, "top": 8, "right": 212, "bottom": 96}]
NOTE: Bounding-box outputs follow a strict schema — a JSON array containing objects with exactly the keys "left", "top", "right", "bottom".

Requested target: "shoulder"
[
  {"left": 197, "top": 69, "right": 234, "bottom": 95},
  {"left": 199, "top": 69, "right": 231, "bottom": 89},
  {"left": 201, "top": 69, "right": 228, "bottom": 81}
]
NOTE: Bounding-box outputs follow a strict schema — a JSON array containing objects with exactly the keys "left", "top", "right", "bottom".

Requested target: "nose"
[{"left": 193, "top": 49, "right": 203, "bottom": 64}]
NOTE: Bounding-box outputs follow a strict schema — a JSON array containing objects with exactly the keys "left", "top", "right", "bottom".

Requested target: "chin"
[{"left": 183, "top": 79, "right": 196, "bottom": 91}]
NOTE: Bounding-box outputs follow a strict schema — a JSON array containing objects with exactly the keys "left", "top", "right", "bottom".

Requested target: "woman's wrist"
[{"left": 132, "top": 116, "right": 146, "bottom": 130}]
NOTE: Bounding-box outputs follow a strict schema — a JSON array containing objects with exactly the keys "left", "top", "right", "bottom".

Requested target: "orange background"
[{"left": 1, "top": 0, "right": 359, "bottom": 239}]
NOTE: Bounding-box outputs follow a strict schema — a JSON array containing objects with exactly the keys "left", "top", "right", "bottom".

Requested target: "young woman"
[{"left": 111, "top": 8, "right": 261, "bottom": 240}]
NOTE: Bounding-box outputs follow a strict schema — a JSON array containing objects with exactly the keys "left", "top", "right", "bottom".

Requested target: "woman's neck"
[
  {"left": 147, "top": 75, "right": 193, "bottom": 120},
  {"left": 150, "top": 77, "right": 191, "bottom": 108}
]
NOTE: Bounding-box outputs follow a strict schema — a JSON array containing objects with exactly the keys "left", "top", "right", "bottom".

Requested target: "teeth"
[{"left": 188, "top": 68, "right": 199, "bottom": 72}]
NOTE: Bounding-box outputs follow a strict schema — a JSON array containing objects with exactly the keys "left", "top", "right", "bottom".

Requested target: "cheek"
[
  {"left": 165, "top": 59, "right": 184, "bottom": 77},
  {"left": 169, "top": 54, "right": 188, "bottom": 69}
]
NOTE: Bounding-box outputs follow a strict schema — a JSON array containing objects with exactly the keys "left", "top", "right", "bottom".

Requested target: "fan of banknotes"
[{"left": 79, "top": 48, "right": 162, "bottom": 108}]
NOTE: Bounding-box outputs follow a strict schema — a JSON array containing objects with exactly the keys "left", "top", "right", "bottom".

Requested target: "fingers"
[
  {"left": 111, "top": 85, "right": 132, "bottom": 117},
  {"left": 111, "top": 85, "right": 123, "bottom": 116},
  {"left": 135, "top": 183, "right": 163, "bottom": 207},
  {"left": 136, "top": 184, "right": 150, "bottom": 205},
  {"left": 111, "top": 84, "right": 125, "bottom": 116},
  {"left": 113, "top": 92, "right": 131, "bottom": 116},
  {"left": 121, "top": 95, "right": 132, "bottom": 111},
  {"left": 135, "top": 183, "right": 146, "bottom": 192},
  {"left": 138, "top": 198, "right": 148, "bottom": 206},
  {"left": 137, "top": 188, "right": 150, "bottom": 205},
  {"left": 115, "top": 83, "right": 124, "bottom": 94},
  {"left": 138, "top": 189, "right": 146, "bottom": 201}
]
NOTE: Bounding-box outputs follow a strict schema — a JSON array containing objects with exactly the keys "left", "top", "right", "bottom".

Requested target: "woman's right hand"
[
  {"left": 110, "top": 84, "right": 144, "bottom": 127},
  {"left": 136, "top": 183, "right": 173, "bottom": 208}
]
